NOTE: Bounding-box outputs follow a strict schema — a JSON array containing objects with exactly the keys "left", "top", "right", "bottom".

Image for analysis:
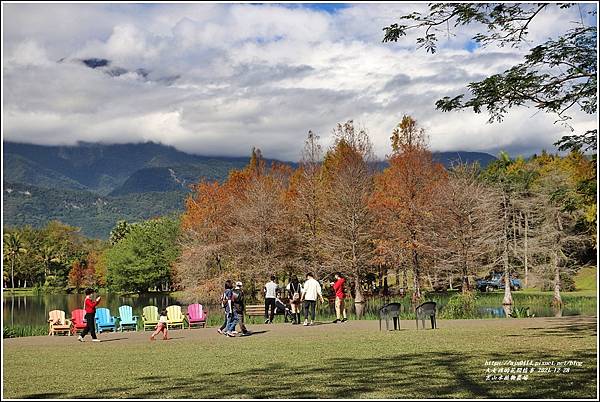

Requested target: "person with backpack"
[
  {"left": 223, "top": 280, "right": 239, "bottom": 337},
  {"left": 286, "top": 275, "right": 303, "bottom": 325},
  {"left": 78, "top": 288, "right": 101, "bottom": 342},
  {"left": 217, "top": 280, "right": 236, "bottom": 336},
  {"left": 332, "top": 272, "right": 348, "bottom": 323},
  {"left": 232, "top": 281, "right": 251, "bottom": 336}
]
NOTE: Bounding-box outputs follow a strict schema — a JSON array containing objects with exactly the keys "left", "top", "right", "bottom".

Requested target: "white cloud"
[
  {"left": 4, "top": 40, "right": 52, "bottom": 67},
  {"left": 2, "top": 3, "right": 596, "bottom": 161}
]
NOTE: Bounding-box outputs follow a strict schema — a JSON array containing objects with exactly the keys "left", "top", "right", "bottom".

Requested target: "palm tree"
[
  {"left": 3, "top": 233, "right": 27, "bottom": 292},
  {"left": 37, "top": 245, "right": 61, "bottom": 280}
]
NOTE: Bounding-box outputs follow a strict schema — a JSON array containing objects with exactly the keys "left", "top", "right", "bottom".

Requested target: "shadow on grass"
[
  {"left": 525, "top": 317, "right": 597, "bottom": 339},
  {"left": 64, "top": 348, "right": 596, "bottom": 399},
  {"left": 22, "top": 393, "right": 63, "bottom": 399},
  {"left": 98, "top": 337, "right": 129, "bottom": 342},
  {"left": 245, "top": 330, "right": 268, "bottom": 336},
  {"left": 309, "top": 321, "right": 335, "bottom": 326}
]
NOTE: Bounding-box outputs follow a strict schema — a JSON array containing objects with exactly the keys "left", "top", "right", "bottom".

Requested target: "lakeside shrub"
[
  {"left": 440, "top": 291, "right": 477, "bottom": 319},
  {"left": 3, "top": 325, "right": 47, "bottom": 338},
  {"left": 509, "top": 307, "right": 535, "bottom": 318}
]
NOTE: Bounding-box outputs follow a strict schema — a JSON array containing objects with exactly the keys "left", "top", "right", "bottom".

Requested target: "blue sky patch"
[
  {"left": 464, "top": 39, "right": 480, "bottom": 53},
  {"left": 269, "top": 3, "right": 349, "bottom": 13}
]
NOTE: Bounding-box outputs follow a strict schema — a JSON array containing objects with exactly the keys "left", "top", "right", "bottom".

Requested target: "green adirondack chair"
[
  {"left": 166, "top": 305, "right": 186, "bottom": 329},
  {"left": 142, "top": 306, "right": 159, "bottom": 331}
]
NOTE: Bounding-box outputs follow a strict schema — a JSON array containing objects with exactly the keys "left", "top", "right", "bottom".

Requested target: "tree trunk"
[
  {"left": 11, "top": 259, "right": 15, "bottom": 292},
  {"left": 462, "top": 259, "right": 471, "bottom": 293},
  {"left": 524, "top": 211, "right": 529, "bottom": 288},
  {"left": 552, "top": 251, "right": 562, "bottom": 307},
  {"left": 354, "top": 275, "right": 364, "bottom": 303},
  {"left": 502, "top": 193, "right": 513, "bottom": 306},
  {"left": 383, "top": 276, "right": 389, "bottom": 296},
  {"left": 402, "top": 265, "right": 408, "bottom": 290},
  {"left": 512, "top": 208, "right": 518, "bottom": 256},
  {"left": 412, "top": 248, "right": 421, "bottom": 303},
  {"left": 462, "top": 271, "right": 471, "bottom": 293},
  {"left": 427, "top": 274, "right": 434, "bottom": 289}
]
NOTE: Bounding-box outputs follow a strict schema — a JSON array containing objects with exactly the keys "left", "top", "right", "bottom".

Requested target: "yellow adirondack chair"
[
  {"left": 142, "top": 306, "right": 159, "bottom": 331},
  {"left": 48, "top": 310, "right": 71, "bottom": 336},
  {"left": 166, "top": 305, "right": 186, "bottom": 329}
]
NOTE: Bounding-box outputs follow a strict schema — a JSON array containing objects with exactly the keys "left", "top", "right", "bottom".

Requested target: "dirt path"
[{"left": 4, "top": 315, "right": 596, "bottom": 348}]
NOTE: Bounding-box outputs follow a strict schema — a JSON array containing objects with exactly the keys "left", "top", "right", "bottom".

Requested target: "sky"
[{"left": 2, "top": 2, "right": 597, "bottom": 161}]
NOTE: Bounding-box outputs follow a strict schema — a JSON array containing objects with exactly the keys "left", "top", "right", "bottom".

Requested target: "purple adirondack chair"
[{"left": 187, "top": 303, "right": 208, "bottom": 328}]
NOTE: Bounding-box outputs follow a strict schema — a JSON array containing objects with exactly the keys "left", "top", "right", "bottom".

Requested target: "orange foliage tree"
[
  {"left": 68, "top": 252, "right": 101, "bottom": 290},
  {"left": 370, "top": 116, "right": 447, "bottom": 302},
  {"left": 288, "top": 131, "right": 327, "bottom": 275},
  {"left": 176, "top": 147, "right": 299, "bottom": 302},
  {"left": 320, "top": 121, "right": 376, "bottom": 303}
]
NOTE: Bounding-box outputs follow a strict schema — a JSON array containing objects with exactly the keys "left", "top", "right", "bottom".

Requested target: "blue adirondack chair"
[
  {"left": 118, "top": 305, "right": 138, "bottom": 332},
  {"left": 95, "top": 307, "right": 117, "bottom": 333}
]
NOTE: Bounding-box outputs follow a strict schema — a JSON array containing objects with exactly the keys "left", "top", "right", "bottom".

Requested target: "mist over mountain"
[
  {"left": 3, "top": 141, "right": 496, "bottom": 238},
  {"left": 4, "top": 141, "right": 257, "bottom": 195}
]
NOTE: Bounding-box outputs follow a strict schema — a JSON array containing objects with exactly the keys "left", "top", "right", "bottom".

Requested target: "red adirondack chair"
[
  {"left": 187, "top": 303, "right": 208, "bottom": 328},
  {"left": 71, "top": 309, "right": 88, "bottom": 335}
]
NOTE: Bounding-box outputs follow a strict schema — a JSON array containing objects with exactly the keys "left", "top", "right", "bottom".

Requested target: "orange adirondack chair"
[
  {"left": 48, "top": 310, "right": 71, "bottom": 336},
  {"left": 70, "top": 309, "right": 87, "bottom": 335}
]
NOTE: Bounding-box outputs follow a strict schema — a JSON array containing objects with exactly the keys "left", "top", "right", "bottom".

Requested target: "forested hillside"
[{"left": 3, "top": 182, "right": 186, "bottom": 238}]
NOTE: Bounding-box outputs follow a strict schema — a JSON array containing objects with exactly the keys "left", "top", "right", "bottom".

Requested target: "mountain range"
[{"left": 3, "top": 141, "right": 496, "bottom": 238}]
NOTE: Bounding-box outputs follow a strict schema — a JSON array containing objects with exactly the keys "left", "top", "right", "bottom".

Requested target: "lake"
[{"left": 3, "top": 291, "right": 596, "bottom": 327}]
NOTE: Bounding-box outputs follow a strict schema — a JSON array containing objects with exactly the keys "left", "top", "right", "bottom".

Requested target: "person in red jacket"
[
  {"left": 78, "top": 288, "right": 101, "bottom": 342},
  {"left": 332, "top": 273, "right": 348, "bottom": 323}
]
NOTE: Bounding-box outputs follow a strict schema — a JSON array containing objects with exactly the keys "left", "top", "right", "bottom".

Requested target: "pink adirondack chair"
[
  {"left": 71, "top": 309, "right": 87, "bottom": 335},
  {"left": 187, "top": 304, "right": 208, "bottom": 328}
]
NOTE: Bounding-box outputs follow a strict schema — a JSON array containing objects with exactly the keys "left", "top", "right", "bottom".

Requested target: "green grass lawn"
[
  {"left": 575, "top": 266, "right": 597, "bottom": 294},
  {"left": 520, "top": 266, "right": 597, "bottom": 297},
  {"left": 2, "top": 288, "right": 40, "bottom": 296},
  {"left": 3, "top": 317, "right": 596, "bottom": 399}
]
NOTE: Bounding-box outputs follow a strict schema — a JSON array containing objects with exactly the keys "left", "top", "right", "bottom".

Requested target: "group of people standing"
[
  {"left": 267, "top": 272, "right": 348, "bottom": 325},
  {"left": 219, "top": 272, "right": 348, "bottom": 337}
]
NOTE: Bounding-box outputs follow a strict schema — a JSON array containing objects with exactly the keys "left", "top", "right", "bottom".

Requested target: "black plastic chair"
[
  {"left": 415, "top": 301, "right": 437, "bottom": 329},
  {"left": 379, "top": 302, "right": 402, "bottom": 331}
]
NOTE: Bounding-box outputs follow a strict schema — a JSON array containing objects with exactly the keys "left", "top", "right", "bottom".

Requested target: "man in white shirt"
[
  {"left": 301, "top": 272, "right": 325, "bottom": 326},
  {"left": 263, "top": 275, "right": 279, "bottom": 324}
]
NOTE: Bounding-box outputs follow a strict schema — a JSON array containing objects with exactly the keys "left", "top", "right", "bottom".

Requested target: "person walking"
[
  {"left": 233, "top": 281, "right": 251, "bottom": 336},
  {"left": 78, "top": 288, "right": 101, "bottom": 342},
  {"left": 218, "top": 280, "right": 236, "bottom": 336},
  {"left": 223, "top": 281, "right": 239, "bottom": 337},
  {"left": 286, "top": 275, "right": 303, "bottom": 325},
  {"left": 332, "top": 272, "right": 348, "bottom": 323},
  {"left": 150, "top": 309, "right": 169, "bottom": 340},
  {"left": 301, "top": 273, "right": 325, "bottom": 326},
  {"left": 263, "top": 275, "right": 278, "bottom": 324}
]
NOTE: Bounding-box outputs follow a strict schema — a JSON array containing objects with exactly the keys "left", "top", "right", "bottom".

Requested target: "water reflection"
[
  {"left": 3, "top": 293, "right": 182, "bottom": 326},
  {"left": 2, "top": 292, "right": 595, "bottom": 326},
  {"left": 479, "top": 307, "right": 508, "bottom": 318}
]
